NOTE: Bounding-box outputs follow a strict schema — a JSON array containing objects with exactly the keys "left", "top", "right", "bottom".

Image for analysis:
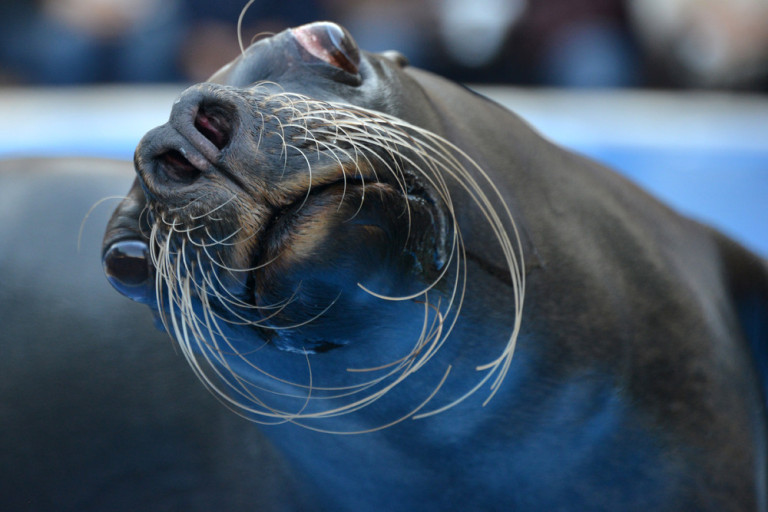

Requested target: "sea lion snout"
[
  {"left": 133, "top": 83, "right": 244, "bottom": 198},
  {"left": 101, "top": 84, "right": 245, "bottom": 304}
]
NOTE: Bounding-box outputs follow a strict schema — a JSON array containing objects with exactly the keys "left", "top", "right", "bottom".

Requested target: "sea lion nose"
[
  {"left": 191, "top": 100, "right": 233, "bottom": 151},
  {"left": 103, "top": 239, "right": 155, "bottom": 304},
  {"left": 169, "top": 84, "right": 236, "bottom": 158},
  {"left": 137, "top": 84, "right": 238, "bottom": 187}
]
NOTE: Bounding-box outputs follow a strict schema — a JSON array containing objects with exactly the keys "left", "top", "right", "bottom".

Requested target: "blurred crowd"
[{"left": 0, "top": 0, "right": 767, "bottom": 90}]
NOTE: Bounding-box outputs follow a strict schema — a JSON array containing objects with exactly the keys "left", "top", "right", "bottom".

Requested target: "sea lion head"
[{"left": 102, "top": 22, "right": 523, "bottom": 430}]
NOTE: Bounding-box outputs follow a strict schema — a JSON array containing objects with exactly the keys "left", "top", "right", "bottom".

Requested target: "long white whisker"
[{"left": 142, "top": 90, "right": 525, "bottom": 431}]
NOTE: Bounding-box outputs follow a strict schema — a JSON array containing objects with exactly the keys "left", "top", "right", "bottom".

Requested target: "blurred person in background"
[
  {"left": 0, "top": 0, "right": 184, "bottom": 84},
  {"left": 628, "top": 0, "right": 768, "bottom": 90},
  {"left": 1, "top": 0, "right": 765, "bottom": 90},
  {"left": 326, "top": 0, "right": 639, "bottom": 88},
  {"left": 332, "top": 0, "right": 768, "bottom": 90},
  {"left": 432, "top": 0, "right": 640, "bottom": 87},
  {"left": 0, "top": 0, "right": 329, "bottom": 85}
]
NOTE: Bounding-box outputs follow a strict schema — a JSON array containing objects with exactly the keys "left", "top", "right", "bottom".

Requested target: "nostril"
[
  {"left": 194, "top": 104, "right": 232, "bottom": 150},
  {"left": 103, "top": 240, "right": 154, "bottom": 304},
  {"left": 160, "top": 149, "right": 201, "bottom": 184}
]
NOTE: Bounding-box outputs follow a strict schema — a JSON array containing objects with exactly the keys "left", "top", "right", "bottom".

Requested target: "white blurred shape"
[{"left": 438, "top": 0, "right": 527, "bottom": 67}]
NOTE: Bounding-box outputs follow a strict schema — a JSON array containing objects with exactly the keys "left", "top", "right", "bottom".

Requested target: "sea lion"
[
  {"left": 0, "top": 158, "right": 304, "bottom": 512},
  {"left": 102, "top": 22, "right": 768, "bottom": 511}
]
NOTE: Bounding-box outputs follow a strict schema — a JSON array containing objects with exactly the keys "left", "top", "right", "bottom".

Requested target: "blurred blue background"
[{"left": 0, "top": 0, "right": 766, "bottom": 256}]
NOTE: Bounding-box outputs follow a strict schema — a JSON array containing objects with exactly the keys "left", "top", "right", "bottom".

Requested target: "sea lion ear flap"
[{"left": 379, "top": 50, "right": 409, "bottom": 68}]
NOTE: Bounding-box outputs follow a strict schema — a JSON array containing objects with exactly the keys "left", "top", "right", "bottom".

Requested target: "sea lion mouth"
[{"left": 156, "top": 101, "right": 237, "bottom": 187}]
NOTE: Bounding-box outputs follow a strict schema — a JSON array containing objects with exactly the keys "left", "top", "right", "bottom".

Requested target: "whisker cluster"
[{"left": 147, "top": 90, "right": 525, "bottom": 433}]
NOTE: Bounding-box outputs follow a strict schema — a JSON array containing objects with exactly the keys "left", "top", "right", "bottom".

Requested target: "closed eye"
[{"left": 292, "top": 22, "right": 361, "bottom": 77}]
